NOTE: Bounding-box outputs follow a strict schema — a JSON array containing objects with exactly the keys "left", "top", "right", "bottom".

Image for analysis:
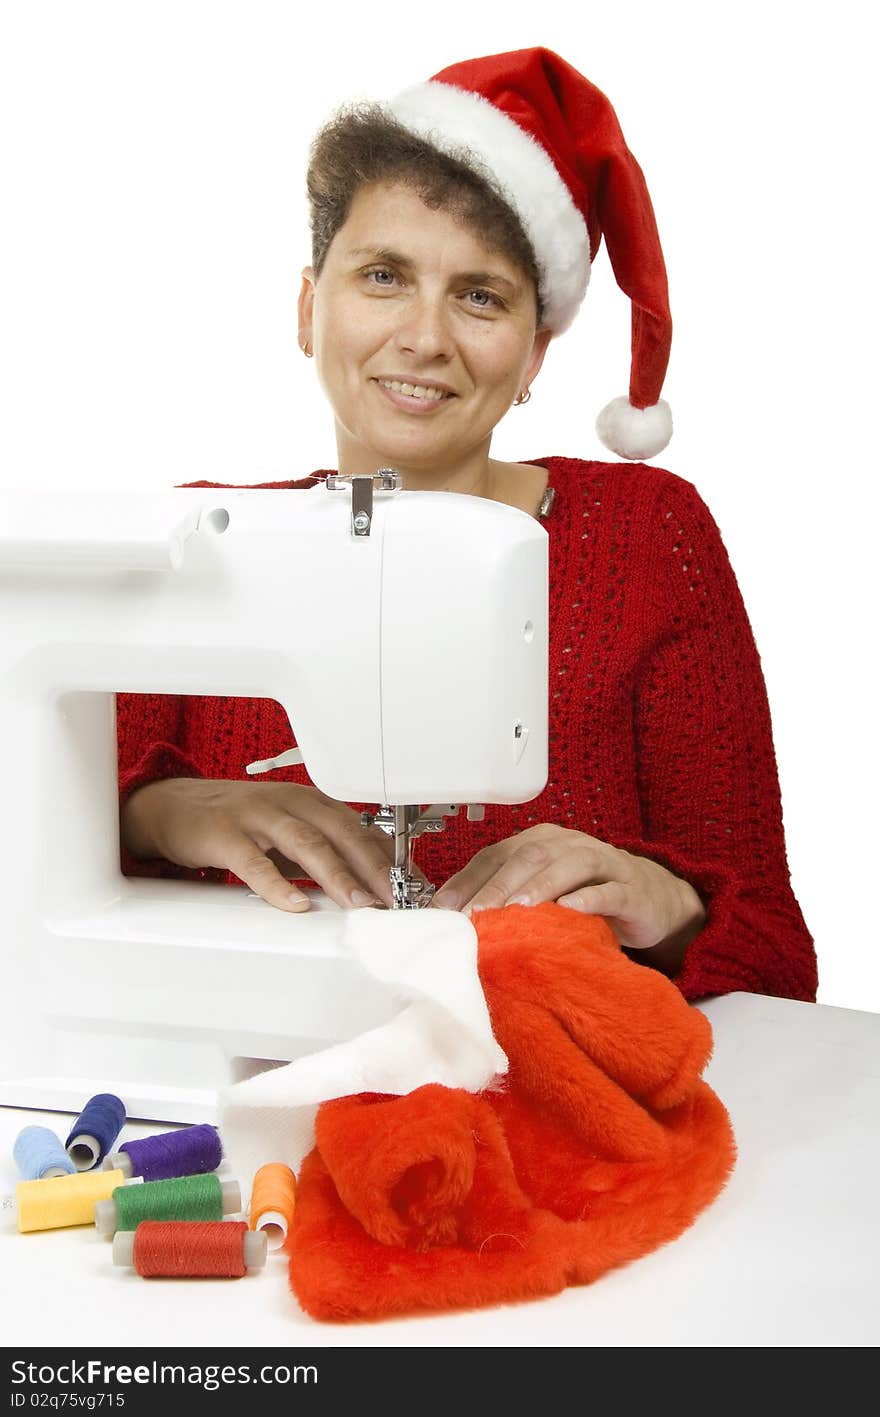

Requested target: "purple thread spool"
[{"left": 103, "top": 1123, "right": 222, "bottom": 1181}]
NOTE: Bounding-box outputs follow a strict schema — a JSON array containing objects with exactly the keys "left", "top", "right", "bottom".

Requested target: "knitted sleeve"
[
  {"left": 117, "top": 692, "right": 199, "bottom": 803},
  {"left": 619, "top": 473, "right": 817, "bottom": 1004},
  {"left": 116, "top": 692, "right": 215, "bottom": 881}
]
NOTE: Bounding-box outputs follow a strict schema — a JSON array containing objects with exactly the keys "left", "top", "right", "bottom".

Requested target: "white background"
[{"left": 1, "top": 1, "right": 876, "bottom": 1011}]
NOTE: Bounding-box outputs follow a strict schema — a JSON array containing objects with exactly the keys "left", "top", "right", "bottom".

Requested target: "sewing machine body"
[{"left": 0, "top": 480, "right": 548, "bottom": 1120}]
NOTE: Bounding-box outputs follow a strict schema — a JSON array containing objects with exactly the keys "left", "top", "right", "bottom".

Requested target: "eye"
[
  {"left": 465, "top": 288, "right": 503, "bottom": 310},
  {"left": 363, "top": 266, "right": 399, "bottom": 288}
]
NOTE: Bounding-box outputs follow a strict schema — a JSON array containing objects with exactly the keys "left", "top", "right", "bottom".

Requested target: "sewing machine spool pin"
[{"left": 325, "top": 467, "right": 400, "bottom": 538}]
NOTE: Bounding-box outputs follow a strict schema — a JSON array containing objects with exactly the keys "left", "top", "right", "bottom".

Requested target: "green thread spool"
[{"left": 93, "top": 1173, "right": 241, "bottom": 1236}]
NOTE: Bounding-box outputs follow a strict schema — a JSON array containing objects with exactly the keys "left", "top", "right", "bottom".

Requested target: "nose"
[{"left": 393, "top": 290, "right": 454, "bottom": 363}]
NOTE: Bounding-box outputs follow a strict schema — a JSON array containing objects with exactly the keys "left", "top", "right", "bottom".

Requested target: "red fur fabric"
[{"left": 288, "top": 903, "right": 736, "bottom": 1321}]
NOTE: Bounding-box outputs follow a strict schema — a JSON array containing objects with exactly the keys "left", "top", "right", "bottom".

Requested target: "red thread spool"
[{"left": 116, "top": 1220, "right": 267, "bottom": 1277}]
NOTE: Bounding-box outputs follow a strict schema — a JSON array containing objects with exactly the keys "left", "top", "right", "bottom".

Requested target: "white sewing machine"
[{"left": 0, "top": 471, "right": 548, "bottom": 1122}]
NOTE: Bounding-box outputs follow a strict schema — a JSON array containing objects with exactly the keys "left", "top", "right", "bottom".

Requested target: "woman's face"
[{"left": 298, "top": 181, "right": 552, "bottom": 473}]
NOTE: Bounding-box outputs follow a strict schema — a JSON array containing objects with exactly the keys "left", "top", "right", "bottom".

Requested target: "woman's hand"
[
  {"left": 431, "top": 824, "right": 705, "bottom": 956},
  {"left": 120, "top": 778, "right": 426, "bottom": 913}
]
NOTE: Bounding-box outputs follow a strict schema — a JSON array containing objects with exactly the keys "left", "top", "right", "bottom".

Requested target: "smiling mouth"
[{"left": 373, "top": 378, "right": 456, "bottom": 402}]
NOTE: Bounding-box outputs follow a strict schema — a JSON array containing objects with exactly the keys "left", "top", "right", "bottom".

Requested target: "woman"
[{"left": 117, "top": 47, "right": 816, "bottom": 1004}]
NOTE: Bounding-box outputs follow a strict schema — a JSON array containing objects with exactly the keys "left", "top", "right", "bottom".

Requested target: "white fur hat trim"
[{"left": 389, "top": 81, "right": 590, "bottom": 333}]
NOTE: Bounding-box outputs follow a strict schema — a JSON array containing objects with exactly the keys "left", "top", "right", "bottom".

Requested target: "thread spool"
[
  {"left": 14, "top": 1126, "right": 76, "bottom": 1181},
  {"left": 112, "top": 1221, "right": 267, "bottom": 1277},
  {"left": 17, "top": 1169, "right": 125, "bottom": 1233},
  {"left": 249, "top": 1163, "right": 297, "bottom": 1250},
  {"left": 94, "top": 1175, "right": 241, "bottom": 1236},
  {"left": 65, "top": 1093, "right": 126, "bottom": 1170},
  {"left": 103, "top": 1123, "right": 221, "bottom": 1181}
]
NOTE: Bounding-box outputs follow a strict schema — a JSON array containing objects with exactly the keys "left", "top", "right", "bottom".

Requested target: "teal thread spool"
[{"left": 93, "top": 1173, "right": 241, "bottom": 1237}]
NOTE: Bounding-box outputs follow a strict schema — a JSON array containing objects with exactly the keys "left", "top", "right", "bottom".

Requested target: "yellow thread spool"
[
  {"left": 17, "top": 1168, "right": 125, "bottom": 1233},
  {"left": 248, "top": 1163, "right": 297, "bottom": 1250}
]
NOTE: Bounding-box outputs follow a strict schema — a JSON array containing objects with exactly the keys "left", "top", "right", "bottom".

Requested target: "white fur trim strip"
[
  {"left": 389, "top": 81, "right": 590, "bottom": 332},
  {"left": 219, "top": 908, "right": 507, "bottom": 1208}
]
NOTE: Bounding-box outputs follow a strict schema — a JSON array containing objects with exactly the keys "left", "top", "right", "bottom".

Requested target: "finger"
[
  {"left": 224, "top": 833, "right": 314, "bottom": 913},
  {"left": 244, "top": 800, "right": 388, "bottom": 908},
  {"left": 250, "top": 804, "right": 393, "bottom": 878},
  {"left": 261, "top": 802, "right": 432, "bottom": 910},
  {"left": 309, "top": 807, "right": 433, "bottom": 908},
  {"left": 317, "top": 816, "right": 405, "bottom": 901},
  {"left": 264, "top": 817, "right": 391, "bottom": 911},
  {"left": 431, "top": 842, "right": 513, "bottom": 912},
  {"left": 558, "top": 881, "right": 674, "bottom": 952},
  {"left": 460, "top": 844, "right": 552, "bottom": 915},
  {"left": 556, "top": 880, "right": 627, "bottom": 918},
  {"left": 461, "top": 842, "right": 607, "bottom": 917}
]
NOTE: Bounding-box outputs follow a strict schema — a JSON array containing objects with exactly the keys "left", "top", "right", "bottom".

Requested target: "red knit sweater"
[{"left": 117, "top": 456, "right": 817, "bottom": 1006}]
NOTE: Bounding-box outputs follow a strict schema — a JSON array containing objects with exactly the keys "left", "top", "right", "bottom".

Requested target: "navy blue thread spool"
[
  {"left": 103, "top": 1123, "right": 222, "bottom": 1181},
  {"left": 14, "top": 1125, "right": 76, "bottom": 1180},
  {"left": 65, "top": 1093, "right": 127, "bottom": 1170}
]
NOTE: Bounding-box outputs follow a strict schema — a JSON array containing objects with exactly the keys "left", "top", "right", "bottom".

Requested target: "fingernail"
[
  {"left": 433, "top": 894, "right": 459, "bottom": 911},
  {"left": 509, "top": 895, "right": 532, "bottom": 906},
  {"left": 350, "top": 889, "right": 381, "bottom": 908},
  {"left": 287, "top": 891, "right": 309, "bottom": 909}
]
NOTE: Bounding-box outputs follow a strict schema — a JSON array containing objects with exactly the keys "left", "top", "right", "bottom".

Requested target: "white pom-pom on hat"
[{"left": 596, "top": 396, "right": 673, "bottom": 462}]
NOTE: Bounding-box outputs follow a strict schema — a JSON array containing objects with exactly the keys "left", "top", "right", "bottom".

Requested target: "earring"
[
  {"left": 300, "top": 339, "right": 313, "bottom": 358},
  {"left": 514, "top": 387, "right": 531, "bottom": 406}
]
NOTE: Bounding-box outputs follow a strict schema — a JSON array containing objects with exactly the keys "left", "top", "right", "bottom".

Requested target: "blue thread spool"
[
  {"left": 65, "top": 1093, "right": 127, "bottom": 1170},
  {"left": 103, "top": 1123, "right": 222, "bottom": 1181},
  {"left": 14, "top": 1126, "right": 76, "bottom": 1181}
]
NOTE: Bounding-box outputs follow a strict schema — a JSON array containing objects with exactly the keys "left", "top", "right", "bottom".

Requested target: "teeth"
[{"left": 378, "top": 379, "right": 449, "bottom": 401}]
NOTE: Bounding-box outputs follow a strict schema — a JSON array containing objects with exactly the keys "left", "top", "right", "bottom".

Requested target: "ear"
[
  {"left": 297, "top": 266, "right": 316, "bottom": 350},
  {"left": 523, "top": 327, "right": 553, "bottom": 389}
]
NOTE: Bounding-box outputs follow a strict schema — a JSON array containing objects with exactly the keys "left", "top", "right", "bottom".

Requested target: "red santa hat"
[{"left": 388, "top": 47, "right": 673, "bottom": 461}]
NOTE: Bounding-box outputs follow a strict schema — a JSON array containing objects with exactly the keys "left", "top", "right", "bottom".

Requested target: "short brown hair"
[{"left": 306, "top": 103, "right": 544, "bottom": 324}]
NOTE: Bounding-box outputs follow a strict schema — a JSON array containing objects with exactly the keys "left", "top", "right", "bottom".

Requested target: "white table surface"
[{"left": 1, "top": 991, "right": 878, "bottom": 1348}]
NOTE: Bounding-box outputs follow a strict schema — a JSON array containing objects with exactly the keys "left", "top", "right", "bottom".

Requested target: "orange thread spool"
[
  {"left": 133, "top": 1220, "right": 250, "bottom": 1277},
  {"left": 249, "top": 1163, "right": 297, "bottom": 1250}
]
